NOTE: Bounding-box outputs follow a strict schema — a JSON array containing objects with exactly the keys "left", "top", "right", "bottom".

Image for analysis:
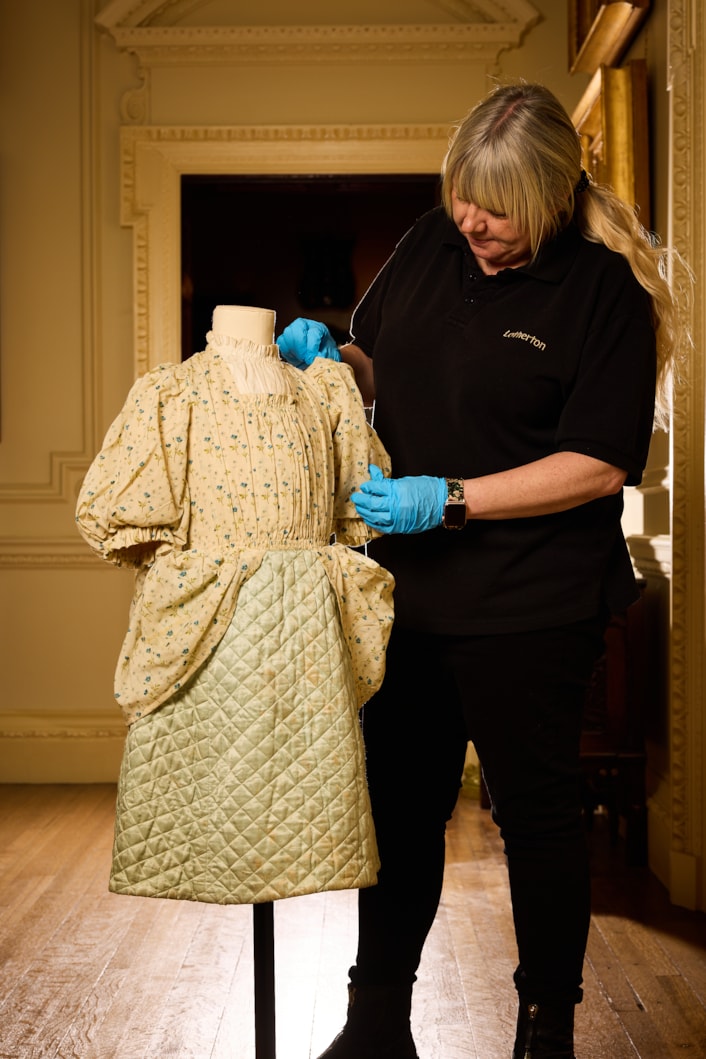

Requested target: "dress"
[{"left": 76, "top": 336, "right": 394, "bottom": 904}]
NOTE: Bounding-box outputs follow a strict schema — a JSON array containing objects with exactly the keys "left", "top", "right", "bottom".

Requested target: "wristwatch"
[{"left": 442, "top": 477, "right": 467, "bottom": 530}]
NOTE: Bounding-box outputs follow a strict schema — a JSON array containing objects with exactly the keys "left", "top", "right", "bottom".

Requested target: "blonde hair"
[{"left": 441, "top": 81, "right": 691, "bottom": 429}]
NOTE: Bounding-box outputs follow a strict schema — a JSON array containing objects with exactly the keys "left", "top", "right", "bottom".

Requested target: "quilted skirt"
[{"left": 109, "top": 549, "right": 380, "bottom": 905}]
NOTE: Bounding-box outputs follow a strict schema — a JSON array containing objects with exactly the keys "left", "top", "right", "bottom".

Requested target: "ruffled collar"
[
  {"left": 205, "top": 331, "right": 291, "bottom": 395},
  {"left": 206, "top": 330, "right": 281, "bottom": 360}
]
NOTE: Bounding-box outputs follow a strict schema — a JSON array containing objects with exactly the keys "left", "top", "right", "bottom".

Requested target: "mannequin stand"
[
  {"left": 212, "top": 309, "right": 278, "bottom": 1059},
  {"left": 254, "top": 902, "right": 276, "bottom": 1058}
]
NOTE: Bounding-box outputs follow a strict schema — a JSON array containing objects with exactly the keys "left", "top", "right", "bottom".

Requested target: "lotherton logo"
[{"left": 503, "top": 329, "right": 547, "bottom": 351}]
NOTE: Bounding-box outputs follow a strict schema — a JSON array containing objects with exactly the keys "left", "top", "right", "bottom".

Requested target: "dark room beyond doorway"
[{"left": 181, "top": 174, "right": 440, "bottom": 360}]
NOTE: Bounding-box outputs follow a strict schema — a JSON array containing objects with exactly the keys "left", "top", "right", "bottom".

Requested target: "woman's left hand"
[{"left": 351, "top": 465, "right": 447, "bottom": 534}]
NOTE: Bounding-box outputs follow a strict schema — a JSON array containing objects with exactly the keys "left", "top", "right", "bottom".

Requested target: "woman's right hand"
[
  {"left": 276, "top": 318, "right": 341, "bottom": 369},
  {"left": 351, "top": 465, "right": 448, "bottom": 534}
]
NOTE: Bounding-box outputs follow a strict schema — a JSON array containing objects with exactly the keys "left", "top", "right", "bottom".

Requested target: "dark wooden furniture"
[{"left": 580, "top": 581, "right": 648, "bottom": 865}]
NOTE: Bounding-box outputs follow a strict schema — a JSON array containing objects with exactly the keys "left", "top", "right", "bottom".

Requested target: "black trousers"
[{"left": 353, "top": 617, "right": 606, "bottom": 1006}]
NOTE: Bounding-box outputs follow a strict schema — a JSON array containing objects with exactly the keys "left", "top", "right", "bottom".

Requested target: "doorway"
[{"left": 181, "top": 174, "right": 440, "bottom": 359}]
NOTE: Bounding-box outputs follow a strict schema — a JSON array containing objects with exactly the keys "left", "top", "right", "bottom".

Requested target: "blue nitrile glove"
[
  {"left": 276, "top": 318, "right": 341, "bottom": 369},
  {"left": 351, "top": 465, "right": 447, "bottom": 534}
]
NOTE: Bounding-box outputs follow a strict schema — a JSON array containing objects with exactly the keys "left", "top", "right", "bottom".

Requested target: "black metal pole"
[{"left": 253, "top": 901, "right": 276, "bottom": 1059}]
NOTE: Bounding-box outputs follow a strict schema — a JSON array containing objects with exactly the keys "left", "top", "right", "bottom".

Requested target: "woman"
[{"left": 277, "top": 83, "right": 686, "bottom": 1059}]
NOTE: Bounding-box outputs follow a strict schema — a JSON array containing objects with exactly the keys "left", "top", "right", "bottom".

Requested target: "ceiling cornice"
[{"left": 95, "top": 0, "right": 541, "bottom": 65}]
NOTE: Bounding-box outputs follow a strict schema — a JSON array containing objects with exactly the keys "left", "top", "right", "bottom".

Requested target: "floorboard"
[{"left": 0, "top": 785, "right": 704, "bottom": 1059}]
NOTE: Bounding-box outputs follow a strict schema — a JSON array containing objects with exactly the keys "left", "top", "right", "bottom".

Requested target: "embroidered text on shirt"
[{"left": 503, "top": 329, "right": 547, "bottom": 351}]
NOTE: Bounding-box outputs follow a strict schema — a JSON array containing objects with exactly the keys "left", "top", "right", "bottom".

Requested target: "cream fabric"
[
  {"left": 76, "top": 340, "right": 394, "bottom": 904},
  {"left": 207, "top": 330, "right": 292, "bottom": 393},
  {"left": 76, "top": 343, "right": 394, "bottom": 724},
  {"left": 110, "top": 549, "right": 380, "bottom": 904}
]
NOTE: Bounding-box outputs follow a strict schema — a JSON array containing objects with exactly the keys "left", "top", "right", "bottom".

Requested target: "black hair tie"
[{"left": 575, "top": 169, "right": 590, "bottom": 193}]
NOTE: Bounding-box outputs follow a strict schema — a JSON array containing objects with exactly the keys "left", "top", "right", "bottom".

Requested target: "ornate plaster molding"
[
  {"left": 667, "top": 0, "right": 705, "bottom": 878},
  {"left": 0, "top": 538, "right": 108, "bottom": 569},
  {"left": 97, "top": 23, "right": 529, "bottom": 66},
  {"left": 0, "top": 457, "right": 89, "bottom": 504},
  {"left": 0, "top": 728, "right": 124, "bottom": 781},
  {"left": 97, "top": 0, "right": 539, "bottom": 24},
  {"left": 95, "top": 0, "right": 541, "bottom": 66},
  {"left": 627, "top": 533, "right": 672, "bottom": 580},
  {"left": 0, "top": 725, "right": 125, "bottom": 741},
  {"left": 638, "top": 462, "right": 671, "bottom": 495},
  {"left": 0, "top": 15, "right": 97, "bottom": 508},
  {"left": 120, "top": 122, "right": 451, "bottom": 376}
]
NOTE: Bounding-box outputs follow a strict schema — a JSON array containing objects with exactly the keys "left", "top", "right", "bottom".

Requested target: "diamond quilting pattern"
[{"left": 110, "top": 550, "right": 380, "bottom": 905}]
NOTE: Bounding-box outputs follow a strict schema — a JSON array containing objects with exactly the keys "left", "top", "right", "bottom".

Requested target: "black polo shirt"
[{"left": 351, "top": 207, "right": 656, "bottom": 634}]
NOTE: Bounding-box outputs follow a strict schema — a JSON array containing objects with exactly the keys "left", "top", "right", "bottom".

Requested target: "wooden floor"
[{"left": 0, "top": 785, "right": 705, "bottom": 1059}]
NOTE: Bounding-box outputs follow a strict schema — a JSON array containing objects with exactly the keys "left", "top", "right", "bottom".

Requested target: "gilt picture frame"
[
  {"left": 569, "top": 0, "right": 651, "bottom": 75},
  {"left": 572, "top": 58, "right": 651, "bottom": 228}
]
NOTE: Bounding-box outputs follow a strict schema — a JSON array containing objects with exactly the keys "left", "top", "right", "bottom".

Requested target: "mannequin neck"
[{"left": 211, "top": 305, "right": 275, "bottom": 346}]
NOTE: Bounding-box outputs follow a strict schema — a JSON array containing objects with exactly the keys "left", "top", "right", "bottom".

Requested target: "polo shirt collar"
[{"left": 442, "top": 214, "right": 581, "bottom": 285}]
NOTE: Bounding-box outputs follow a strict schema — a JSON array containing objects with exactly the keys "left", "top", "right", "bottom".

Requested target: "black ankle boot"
[
  {"left": 316, "top": 982, "right": 419, "bottom": 1059},
  {"left": 512, "top": 1000, "right": 576, "bottom": 1059}
]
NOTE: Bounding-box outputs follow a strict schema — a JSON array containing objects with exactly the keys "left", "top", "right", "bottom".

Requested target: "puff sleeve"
[{"left": 76, "top": 364, "right": 192, "bottom": 567}]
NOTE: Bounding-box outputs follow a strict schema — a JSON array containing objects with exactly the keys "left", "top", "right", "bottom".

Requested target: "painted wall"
[
  {"left": 0, "top": 0, "right": 585, "bottom": 782},
  {"left": 1, "top": 0, "right": 703, "bottom": 908}
]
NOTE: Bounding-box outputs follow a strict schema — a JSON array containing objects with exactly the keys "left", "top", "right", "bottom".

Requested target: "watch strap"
[
  {"left": 442, "top": 477, "right": 466, "bottom": 529},
  {"left": 445, "top": 477, "right": 465, "bottom": 503}
]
